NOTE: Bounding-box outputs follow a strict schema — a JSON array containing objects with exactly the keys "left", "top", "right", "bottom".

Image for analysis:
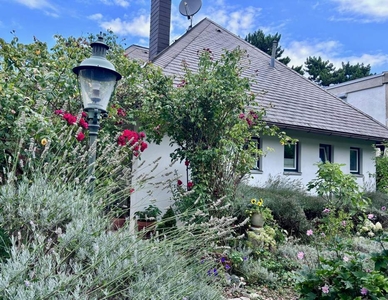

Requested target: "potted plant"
[
  {"left": 134, "top": 204, "right": 162, "bottom": 237},
  {"left": 110, "top": 202, "right": 130, "bottom": 231},
  {"left": 246, "top": 198, "right": 272, "bottom": 228}
]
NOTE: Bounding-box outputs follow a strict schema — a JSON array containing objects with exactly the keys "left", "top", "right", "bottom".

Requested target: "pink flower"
[
  {"left": 238, "top": 113, "right": 245, "bottom": 119},
  {"left": 367, "top": 214, "right": 374, "bottom": 220},
  {"left": 185, "top": 160, "right": 190, "bottom": 166},
  {"left": 177, "top": 180, "right": 183, "bottom": 186},
  {"left": 79, "top": 118, "right": 88, "bottom": 129},
  {"left": 342, "top": 221, "right": 346, "bottom": 226},
  {"left": 381, "top": 206, "right": 386, "bottom": 211},
  {"left": 297, "top": 251, "right": 304, "bottom": 260},
  {"left": 321, "top": 284, "right": 329, "bottom": 294},
  {"left": 139, "top": 132, "right": 146, "bottom": 138},
  {"left": 343, "top": 256, "right": 349, "bottom": 262},
  {"left": 306, "top": 229, "right": 313, "bottom": 236},
  {"left": 360, "top": 287, "right": 368, "bottom": 295},
  {"left": 54, "top": 109, "right": 64, "bottom": 115},
  {"left": 323, "top": 208, "right": 330, "bottom": 214},
  {"left": 76, "top": 132, "right": 85, "bottom": 142},
  {"left": 81, "top": 111, "right": 88, "bottom": 118},
  {"left": 130, "top": 188, "right": 135, "bottom": 193}
]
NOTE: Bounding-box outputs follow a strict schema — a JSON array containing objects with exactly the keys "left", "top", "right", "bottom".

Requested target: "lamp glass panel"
[{"left": 78, "top": 69, "right": 117, "bottom": 111}]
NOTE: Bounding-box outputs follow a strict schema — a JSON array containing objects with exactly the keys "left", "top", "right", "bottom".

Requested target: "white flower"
[
  {"left": 375, "top": 222, "right": 383, "bottom": 231},
  {"left": 368, "top": 231, "right": 375, "bottom": 237}
]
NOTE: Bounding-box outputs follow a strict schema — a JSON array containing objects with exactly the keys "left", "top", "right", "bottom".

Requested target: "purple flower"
[
  {"left": 367, "top": 214, "right": 374, "bottom": 220},
  {"left": 360, "top": 287, "right": 368, "bottom": 295},
  {"left": 297, "top": 251, "right": 305, "bottom": 260},
  {"left": 321, "top": 284, "right": 330, "bottom": 294},
  {"left": 323, "top": 208, "right": 330, "bottom": 214},
  {"left": 225, "top": 264, "right": 231, "bottom": 270},
  {"left": 213, "top": 268, "right": 218, "bottom": 276},
  {"left": 220, "top": 257, "right": 226, "bottom": 263},
  {"left": 306, "top": 229, "right": 313, "bottom": 236},
  {"left": 382, "top": 206, "right": 386, "bottom": 211}
]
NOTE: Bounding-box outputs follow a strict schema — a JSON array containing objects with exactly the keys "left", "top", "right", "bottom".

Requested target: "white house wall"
[
  {"left": 131, "top": 130, "right": 377, "bottom": 217},
  {"left": 345, "top": 86, "right": 386, "bottom": 125},
  {"left": 248, "top": 130, "right": 376, "bottom": 190}
]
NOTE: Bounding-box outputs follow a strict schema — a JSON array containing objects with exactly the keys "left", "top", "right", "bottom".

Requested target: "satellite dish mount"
[{"left": 179, "top": 0, "right": 202, "bottom": 30}]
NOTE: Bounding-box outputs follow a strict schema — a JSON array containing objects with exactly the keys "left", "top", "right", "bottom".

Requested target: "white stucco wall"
[
  {"left": 130, "top": 135, "right": 187, "bottom": 217},
  {"left": 248, "top": 130, "right": 376, "bottom": 190},
  {"left": 131, "top": 130, "right": 377, "bottom": 217},
  {"left": 345, "top": 86, "right": 386, "bottom": 125}
]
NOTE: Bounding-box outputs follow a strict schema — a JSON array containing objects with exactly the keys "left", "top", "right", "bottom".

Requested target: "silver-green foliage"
[{"left": 0, "top": 177, "right": 224, "bottom": 299}]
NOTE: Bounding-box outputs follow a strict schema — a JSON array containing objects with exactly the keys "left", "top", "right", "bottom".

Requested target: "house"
[
  {"left": 326, "top": 72, "right": 388, "bottom": 126},
  {"left": 127, "top": 0, "right": 388, "bottom": 212}
]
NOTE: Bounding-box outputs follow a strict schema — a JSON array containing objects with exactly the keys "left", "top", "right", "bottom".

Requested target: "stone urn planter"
[{"left": 250, "top": 212, "right": 264, "bottom": 228}]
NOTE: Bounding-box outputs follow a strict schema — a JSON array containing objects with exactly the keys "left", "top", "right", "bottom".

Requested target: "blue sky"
[{"left": 1, "top": 0, "right": 388, "bottom": 74}]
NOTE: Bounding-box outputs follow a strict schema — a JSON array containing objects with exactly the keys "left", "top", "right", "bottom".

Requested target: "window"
[
  {"left": 350, "top": 147, "right": 360, "bottom": 174},
  {"left": 284, "top": 143, "right": 299, "bottom": 171},
  {"left": 244, "top": 137, "right": 261, "bottom": 170},
  {"left": 319, "top": 144, "right": 332, "bottom": 163}
]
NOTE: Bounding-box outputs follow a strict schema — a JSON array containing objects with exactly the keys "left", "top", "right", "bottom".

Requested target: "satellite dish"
[{"left": 179, "top": 0, "right": 202, "bottom": 29}]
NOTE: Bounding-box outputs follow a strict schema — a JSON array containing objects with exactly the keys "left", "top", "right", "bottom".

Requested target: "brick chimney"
[{"left": 149, "top": 0, "right": 171, "bottom": 61}]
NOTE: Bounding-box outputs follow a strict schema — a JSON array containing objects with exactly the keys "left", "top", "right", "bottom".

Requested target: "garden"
[{"left": 0, "top": 32, "right": 388, "bottom": 299}]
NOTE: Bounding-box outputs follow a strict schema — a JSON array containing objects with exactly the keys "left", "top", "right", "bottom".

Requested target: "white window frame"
[
  {"left": 319, "top": 144, "right": 332, "bottom": 163},
  {"left": 284, "top": 143, "right": 299, "bottom": 171},
  {"left": 350, "top": 147, "right": 360, "bottom": 174}
]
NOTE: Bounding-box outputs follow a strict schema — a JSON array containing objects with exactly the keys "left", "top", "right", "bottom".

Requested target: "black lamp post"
[{"left": 73, "top": 35, "right": 122, "bottom": 194}]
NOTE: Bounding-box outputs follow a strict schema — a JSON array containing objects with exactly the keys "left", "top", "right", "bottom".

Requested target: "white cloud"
[
  {"left": 100, "top": 0, "right": 130, "bottom": 8},
  {"left": 284, "top": 39, "right": 388, "bottom": 72},
  {"left": 332, "top": 0, "right": 388, "bottom": 21},
  {"left": 99, "top": 15, "right": 150, "bottom": 37},
  {"left": 88, "top": 13, "right": 103, "bottom": 21},
  {"left": 14, "top": 0, "right": 58, "bottom": 16}
]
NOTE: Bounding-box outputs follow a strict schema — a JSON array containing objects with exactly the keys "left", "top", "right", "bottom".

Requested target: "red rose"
[
  {"left": 79, "top": 118, "right": 88, "bottom": 129},
  {"left": 63, "top": 113, "right": 77, "bottom": 125},
  {"left": 187, "top": 181, "right": 194, "bottom": 190},
  {"left": 177, "top": 180, "right": 183, "bottom": 186},
  {"left": 140, "top": 141, "right": 148, "bottom": 152},
  {"left": 76, "top": 132, "right": 85, "bottom": 142}
]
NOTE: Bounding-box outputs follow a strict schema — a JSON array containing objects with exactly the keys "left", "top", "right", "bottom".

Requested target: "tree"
[
  {"left": 136, "top": 48, "right": 292, "bottom": 214},
  {"left": 304, "top": 56, "right": 373, "bottom": 86},
  {"left": 304, "top": 56, "right": 336, "bottom": 86},
  {"left": 333, "top": 62, "right": 372, "bottom": 84},
  {"left": 245, "top": 29, "right": 291, "bottom": 65}
]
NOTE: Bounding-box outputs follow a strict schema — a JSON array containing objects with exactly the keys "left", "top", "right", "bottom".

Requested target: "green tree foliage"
[
  {"left": 304, "top": 56, "right": 336, "bottom": 86},
  {"left": 245, "top": 29, "right": 291, "bottom": 65},
  {"left": 304, "top": 56, "right": 373, "bottom": 86},
  {"left": 307, "top": 162, "right": 369, "bottom": 213}
]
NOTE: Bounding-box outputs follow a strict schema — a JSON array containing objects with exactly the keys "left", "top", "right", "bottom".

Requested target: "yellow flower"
[
  {"left": 257, "top": 198, "right": 263, "bottom": 206},
  {"left": 250, "top": 199, "right": 257, "bottom": 205},
  {"left": 41, "top": 138, "right": 48, "bottom": 146}
]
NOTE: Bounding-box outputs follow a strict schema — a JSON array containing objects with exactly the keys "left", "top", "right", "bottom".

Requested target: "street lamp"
[{"left": 73, "top": 35, "right": 122, "bottom": 194}]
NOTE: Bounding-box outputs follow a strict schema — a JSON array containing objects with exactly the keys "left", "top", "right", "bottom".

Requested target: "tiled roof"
[
  {"left": 127, "top": 18, "right": 388, "bottom": 141},
  {"left": 124, "top": 45, "right": 149, "bottom": 62}
]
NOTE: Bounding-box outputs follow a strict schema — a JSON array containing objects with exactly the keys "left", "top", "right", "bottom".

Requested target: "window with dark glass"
[
  {"left": 319, "top": 144, "right": 332, "bottom": 163},
  {"left": 284, "top": 143, "right": 299, "bottom": 171},
  {"left": 244, "top": 137, "right": 261, "bottom": 170},
  {"left": 350, "top": 147, "right": 360, "bottom": 174}
]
